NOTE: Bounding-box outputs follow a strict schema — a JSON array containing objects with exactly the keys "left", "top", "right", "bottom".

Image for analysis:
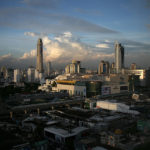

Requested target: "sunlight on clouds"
[
  {"left": 22, "top": 31, "right": 114, "bottom": 65},
  {"left": 0, "top": 53, "right": 12, "bottom": 59},
  {"left": 20, "top": 49, "right": 36, "bottom": 59}
]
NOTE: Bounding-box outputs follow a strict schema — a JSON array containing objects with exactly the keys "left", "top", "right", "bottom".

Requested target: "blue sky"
[{"left": 0, "top": 0, "right": 150, "bottom": 69}]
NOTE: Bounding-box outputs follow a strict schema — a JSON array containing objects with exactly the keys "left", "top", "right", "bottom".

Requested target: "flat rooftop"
[{"left": 44, "top": 126, "right": 88, "bottom": 138}]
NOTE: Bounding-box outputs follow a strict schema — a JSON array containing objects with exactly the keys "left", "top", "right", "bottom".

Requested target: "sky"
[{"left": 0, "top": 0, "right": 150, "bottom": 69}]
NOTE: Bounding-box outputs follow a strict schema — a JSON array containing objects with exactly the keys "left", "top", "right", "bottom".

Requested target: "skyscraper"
[
  {"left": 115, "top": 42, "right": 124, "bottom": 73},
  {"left": 36, "top": 38, "right": 44, "bottom": 73}
]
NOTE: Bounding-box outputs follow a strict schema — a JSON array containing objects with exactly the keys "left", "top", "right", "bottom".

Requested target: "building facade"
[{"left": 52, "top": 80, "right": 86, "bottom": 97}]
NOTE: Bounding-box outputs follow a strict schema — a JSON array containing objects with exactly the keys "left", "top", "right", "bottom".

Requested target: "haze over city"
[{"left": 0, "top": 0, "right": 150, "bottom": 69}]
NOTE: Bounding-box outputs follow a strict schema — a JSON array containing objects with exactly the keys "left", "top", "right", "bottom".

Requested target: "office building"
[
  {"left": 115, "top": 42, "right": 124, "bottom": 73},
  {"left": 98, "top": 61, "right": 109, "bottom": 75},
  {"left": 36, "top": 38, "right": 44, "bottom": 73},
  {"left": 14, "top": 69, "right": 21, "bottom": 83},
  {"left": 101, "top": 74, "right": 129, "bottom": 95},
  {"left": 52, "top": 80, "right": 86, "bottom": 97}
]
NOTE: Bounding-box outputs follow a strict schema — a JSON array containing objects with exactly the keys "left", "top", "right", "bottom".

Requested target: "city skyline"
[{"left": 0, "top": 0, "right": 150, "bottom": 69}]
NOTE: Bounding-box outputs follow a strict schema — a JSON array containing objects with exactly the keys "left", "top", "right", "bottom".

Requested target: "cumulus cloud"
[
  {"left": 1, "top": 32, "right": 150, "bottom": 69},
  {"left": 18, "top": 31, "right": 114, "bottom": 68},
  {"left": 20, "top": 49, "right": 36, "bottom": 59}
]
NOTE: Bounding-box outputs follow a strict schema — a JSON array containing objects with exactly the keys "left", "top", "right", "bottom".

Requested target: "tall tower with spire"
[{"left": 36, "top": 38, "right": 44, "bottom": 73}]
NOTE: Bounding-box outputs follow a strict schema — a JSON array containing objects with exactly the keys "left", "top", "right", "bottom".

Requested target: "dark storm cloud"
[{"left": 0, "top": 7, "right": 118, "bottom": 34}]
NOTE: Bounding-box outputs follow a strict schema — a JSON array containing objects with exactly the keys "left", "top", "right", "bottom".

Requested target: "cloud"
[
  {"left": 0, "top": 53, "right": 12, "bottom": 59},
  {"left": 24, "top": 32, "right": 38, "bottom": 37},
  {"left": 1, "top": 32, "right": 150, "bottom": 69},
  {"left": 96, "top": 43, "right": 110, "bottom": 48},
  {"left": 104, "top": 40, "right": 110, "bottom": 43},
  {"left": 24, "top": 32, "right": 47, "bottom": 37},
  {"left": 63, "top": 32, "right": 72, "bottom": 38},
  {"left": 0, "top": 7, "right": 118, "bottom": 34},
  {"left": 120, "top": 39, "right": 150, "bottom": 52},
  {"left": 20, "top": 49, "right": 36, "bottom": 59},
  {"left": 17, "top": 32, "right": 115, "bottom": 68}
]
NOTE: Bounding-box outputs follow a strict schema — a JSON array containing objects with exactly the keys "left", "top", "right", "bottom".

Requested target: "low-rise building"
[
  {"left": 96, "top": 101, "right": 139, "bottom": 115},
  {"left": 53, "top": 80, "right": 86, "bottom": 97},
  {"left": 44, "top": 126, "right": 88, "bottom": 149}
]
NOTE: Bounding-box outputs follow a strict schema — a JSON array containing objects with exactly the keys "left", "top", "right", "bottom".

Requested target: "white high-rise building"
[
  {"left": 115, "top": 41, "right": 124, "bottom": 73},
  {"left": 27, "top": 68, "right": 35, "bottom": 82},
  {"left": 14, "top": 69, "right": 21, "bottom": 83}
]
